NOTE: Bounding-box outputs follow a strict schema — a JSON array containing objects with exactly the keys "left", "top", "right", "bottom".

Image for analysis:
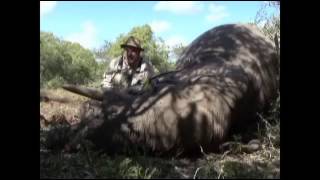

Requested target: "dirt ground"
[{"left": 40, "top": 88, "right": 90, "bottom": 126}]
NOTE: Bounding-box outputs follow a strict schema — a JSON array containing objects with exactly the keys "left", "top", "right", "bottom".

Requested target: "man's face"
[{"left": 125, "top": 46, "right": 141, "bottom": 65}]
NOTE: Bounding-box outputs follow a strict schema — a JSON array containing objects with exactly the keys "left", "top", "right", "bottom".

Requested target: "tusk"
[{"left": 62, "top": 84, "right": 103, "bottom": 101}]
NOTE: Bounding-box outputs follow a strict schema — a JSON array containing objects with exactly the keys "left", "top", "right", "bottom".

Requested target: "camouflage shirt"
[{"left": 101, "top": 55, "right": 155, "bottom": 89}]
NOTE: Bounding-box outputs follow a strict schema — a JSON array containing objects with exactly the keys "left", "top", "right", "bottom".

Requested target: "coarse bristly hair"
[{"left": 68, "top": 23, "right": 279, "bottom": 156}]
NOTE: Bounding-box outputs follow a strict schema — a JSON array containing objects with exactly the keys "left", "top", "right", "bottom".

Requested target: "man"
[{"left": 101, "top": 36, "right": 155, "bottom": 94}]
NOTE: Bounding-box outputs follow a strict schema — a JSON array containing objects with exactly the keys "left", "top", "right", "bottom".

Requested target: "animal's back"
[{"left": 176, "top": 23, "right": 279, "bottom": 111}]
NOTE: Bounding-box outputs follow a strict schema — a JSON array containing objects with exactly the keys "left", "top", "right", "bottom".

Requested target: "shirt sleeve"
[
  {"left": 101, "top": 57, "right": 121, "bottom": 88},
  {"left": 101, "top": 72, "right": 114, "bottom": 88}
]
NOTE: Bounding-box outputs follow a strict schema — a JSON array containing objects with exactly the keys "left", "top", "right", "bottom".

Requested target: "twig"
[
  {"left": 193, "top": 167, "right": 202, "bottom": 179},
  {"left": 217, "top": 164, "right": 224, "bottom": 179},
  {"left": 199, "top": 145, "right": 208, "bottom": 156},
  {"left": 221, "top": 150, "right": 231, "bottom": 160},
  {"left": 268, "top": 134, "right": 275, "bottom": 149},
  {"left": 267, "top": 149, "right": 272, "bottom": 160},
  {"left": 200, "top": 145, "right": 213, "bottom": 162}
]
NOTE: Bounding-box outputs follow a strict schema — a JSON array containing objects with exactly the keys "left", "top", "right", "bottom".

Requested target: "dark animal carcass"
[{"left": 64, "top": 24, "right": 279, "bottom": 155}]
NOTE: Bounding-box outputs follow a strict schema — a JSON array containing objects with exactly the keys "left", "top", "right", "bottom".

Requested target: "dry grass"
[{"left": 40, "top": 88, "right": 90, "bottom": 126}]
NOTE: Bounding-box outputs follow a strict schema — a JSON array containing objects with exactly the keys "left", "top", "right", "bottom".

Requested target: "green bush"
[
  {"left": 41, "top": 32, "right": 99, "bottom": 88},
  {"left": 46, "top": 76, "right": 66, "bottom": 89}
]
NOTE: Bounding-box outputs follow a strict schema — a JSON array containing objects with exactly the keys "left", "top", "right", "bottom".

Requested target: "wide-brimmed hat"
[{"left": 120, "top": 36, "right": 144, "bottom": 51}]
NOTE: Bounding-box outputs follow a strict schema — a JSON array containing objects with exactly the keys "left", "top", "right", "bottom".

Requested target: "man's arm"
[
  {"left": 101, "top": 72, "right": 114, "bottom": 88},
  {"left": 101, "top": 57, "right": 121, "bottom": 89},
  {"left": 127, "top": 60, "right": 156, "bottom": 95}
]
